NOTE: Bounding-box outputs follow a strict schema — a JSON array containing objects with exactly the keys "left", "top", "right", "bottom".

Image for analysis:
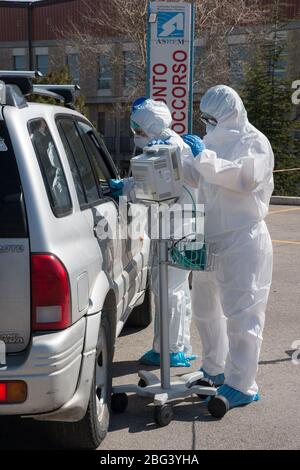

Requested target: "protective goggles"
[
  {"left": 200, "top": 113, "right": 218, "bottom": 126},
  {"left": 130, "top": 120, "right": 148, "bottom": 137}
]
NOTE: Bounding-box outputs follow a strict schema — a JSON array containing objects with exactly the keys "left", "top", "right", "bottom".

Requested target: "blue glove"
[
  {"left": 108, "top": 178, "right": 124, "bottom": 198},
  {"left": 182, "top": 134, "right": 205, "bottom": 157},
  {"left": 147, "top": 138, "right": 171, "bottom": 146}
]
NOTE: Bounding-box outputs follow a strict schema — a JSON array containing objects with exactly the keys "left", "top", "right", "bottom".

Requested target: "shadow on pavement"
[
  {"left": 108, "top": 395, "right": 219, "bottom": 436},
  {"left": 119, "top": 326, "right": 146, "bottom": 337},
  {"left": 259, "top": 350, "right": 295, "bottom": 365},
  {"left": 112, "top": 360, "right": 159, "bottom": 378},
  {"left": 0, "top": 417, "right": 61, "bottom": 450}
]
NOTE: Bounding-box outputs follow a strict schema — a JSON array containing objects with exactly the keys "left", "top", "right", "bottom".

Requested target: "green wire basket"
[
  {"left": 169, "top": 238, "right": 217, "bottom": 271},
  {"left": 159, "top": 185, "right": 215, "bottom": 271}
]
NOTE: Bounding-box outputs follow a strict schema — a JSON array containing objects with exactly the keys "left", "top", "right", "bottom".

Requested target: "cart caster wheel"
[
  {"left": 138, "top": 378, "right": 147, "bottom": 388},
  {"left": 154, "top": 404, "right": 174, "bottom": 427},
  {"left": 195, "top": 378, "right": 214, "bottom": 399},
  {"left": 111, "top": 393, "right": 128, "bottom": 414},
  {"left": 208, "top": 395, "right": 229, "bottom": 419}
]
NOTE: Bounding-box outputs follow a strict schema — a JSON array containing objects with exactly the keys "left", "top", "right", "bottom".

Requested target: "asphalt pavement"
[{"left": 100, "top": 205, "right": 300, "bottom": 450}]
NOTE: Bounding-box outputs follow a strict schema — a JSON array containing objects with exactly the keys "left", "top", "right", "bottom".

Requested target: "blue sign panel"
[{"left": 157, "top": 11, "right": 185, "bottom": 38}]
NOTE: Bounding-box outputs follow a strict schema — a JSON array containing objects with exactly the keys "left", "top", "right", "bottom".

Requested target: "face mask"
[
  {"left": 134, "top": 135, "right": 149, "bottom": 149},
  {"left": 206, "top": 123, "right": 216, "bottom": 134}
]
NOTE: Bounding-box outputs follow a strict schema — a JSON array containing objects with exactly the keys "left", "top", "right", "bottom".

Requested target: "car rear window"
[{"left": 0, "top": 119, "right": 28, "bottom": 238}]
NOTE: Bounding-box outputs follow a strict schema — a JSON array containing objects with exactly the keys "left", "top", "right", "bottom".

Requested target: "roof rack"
[
  {"left": 0, "top": 70, "right": 42, "bottom": 95},
  {"left": 0, "top": 71, "right": 42, "bottom": 79},
  {"left": 0, "top": 71, "right": 80, "bottom": 109},
  {"left": 32, "top": 84, "right": 81, "bottom": 108}
]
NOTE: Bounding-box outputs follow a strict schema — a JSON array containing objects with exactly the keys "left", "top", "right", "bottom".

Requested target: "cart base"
[{"left": 112, "top": 370, "right": 217, "bottom": 406}]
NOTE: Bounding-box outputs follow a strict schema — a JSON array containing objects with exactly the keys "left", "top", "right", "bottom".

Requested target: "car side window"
[
  {"left": 28, "top": 118, "right": 72, "bottom": 217},
  {"left": 56, "top": 120, "right": 86, "bottom": 206},
  {"left": 57, "top": 118, "right": 100, "bottom": 206},
  {"left": 76, "top": 120, "right": 111, "bottom": 195}
]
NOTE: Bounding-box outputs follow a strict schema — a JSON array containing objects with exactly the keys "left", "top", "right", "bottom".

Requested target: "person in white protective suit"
[
  {"left": 130, "top": 97, "right": 198, "bottom": 367},
  {"left": 181, "top": 85, "right": 274, "bottom": 414}
]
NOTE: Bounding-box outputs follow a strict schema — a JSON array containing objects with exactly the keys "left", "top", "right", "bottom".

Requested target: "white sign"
[
  {"left": 148, "top": 1, "right": 194, "bottom": 134},
  {"left": 291, "top": 80, "right": 300, "bottom": 105}
]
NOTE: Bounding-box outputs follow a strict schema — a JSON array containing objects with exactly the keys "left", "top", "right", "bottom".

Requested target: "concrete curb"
[{"left": 271, "top": 195, "right": 300, "bottom": 205}]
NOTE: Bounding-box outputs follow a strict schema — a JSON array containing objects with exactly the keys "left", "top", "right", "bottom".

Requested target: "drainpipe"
[{"left": 27, "top": 2, "right": 33, "bottom": 70}]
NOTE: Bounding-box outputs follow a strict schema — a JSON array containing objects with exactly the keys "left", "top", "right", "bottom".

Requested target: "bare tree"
[
  {"left": 194, "top": 0, "right": 270, "bottom": 90},
  {"left": 59, "top": 0, "right": 148, "bottom": 105},
  {"left": 59, "top": 0, "right": 271, "bottom": 100}
]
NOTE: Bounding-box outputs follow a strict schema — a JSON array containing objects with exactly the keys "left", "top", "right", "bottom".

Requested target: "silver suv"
[{"left": 0, "top": 72, "right": 150, "bottom": 449}]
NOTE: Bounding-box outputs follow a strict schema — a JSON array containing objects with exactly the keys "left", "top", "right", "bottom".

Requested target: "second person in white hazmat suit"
[
  {"left": 131, "top": 97, "right": 197, "bottom": 367},
  {"left": 182, "top": 85, "right": 274, "bottom": 413}
]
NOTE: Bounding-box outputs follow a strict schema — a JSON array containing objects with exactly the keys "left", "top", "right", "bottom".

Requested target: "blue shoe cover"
[
  {"left": 139, "top": 349, "right": 192, "bottom": 367},
  {"left": 139, "top": 349, "right": 160, "bottom": 366},
  {"left": 200, "top": 368, "right": 225, "bottom": 386},
  {"left": 215, "top": 384, "right": 260, "bottom": 408},
  {"left": 170, "top": 352, "right": 191, "bottom": 367},
  {"left": 186, "top": 354, "right": 197, "bottom": 362}
]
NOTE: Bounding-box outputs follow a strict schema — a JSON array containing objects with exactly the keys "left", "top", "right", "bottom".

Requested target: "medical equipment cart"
[{"left": 111, "top": 145, "right": 218, "bottom": 426}]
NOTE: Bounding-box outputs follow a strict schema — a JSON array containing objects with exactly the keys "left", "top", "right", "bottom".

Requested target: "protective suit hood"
[
  {"left": 182, "top": 84, "right": 274, "bottom": 237},
  {"left": 200, "top": 85, "right": 256, "bottom": 152},
  {"left": 201, "top": 85, "right": 247, "bottom": 129},
  {"left": 131, "top": 99, "right": 172, "bottom": 137}
]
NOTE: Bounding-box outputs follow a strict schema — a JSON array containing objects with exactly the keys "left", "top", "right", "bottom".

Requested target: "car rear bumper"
[{"left": 0, "top": 318, "right": 85, "bottom": 416}]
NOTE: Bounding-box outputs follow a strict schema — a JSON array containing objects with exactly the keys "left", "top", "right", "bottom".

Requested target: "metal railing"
[
  {"left": 273, "top": 167, "right": 300, "bottom": 173},
  {"left": 273, "top": 167, "right": 300, "bottom": 197}
]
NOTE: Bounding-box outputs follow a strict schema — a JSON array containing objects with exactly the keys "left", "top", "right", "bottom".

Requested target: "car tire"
[
  {"left": 126, "top": 287, "right": 153, "bottom": 328},
  {"left": 48, "top": 312, "right": 113, "bottom": 450}
]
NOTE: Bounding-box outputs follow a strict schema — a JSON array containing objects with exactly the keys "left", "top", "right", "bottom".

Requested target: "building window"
[
  {"left": 97, "top": 112, "right": 106, "bottom": 137},
  {"left": 264, "top": 42, "right": 287, "bottom": 79},
  {"left": 120, "top": 111, "right": 133, "bottom": 154},
  {"left": 229, "top": 44, "right": 248, "bottom": 83},
  {"left": 97, "top": 55, "right": 112, "bottom": 90},
  {"left": 123, "top": 51, "right": 137, "bottom": 88},
  {"left": 36, "top": 55, "right": 48, "bottom": 77},
  {"left": 194, "top": 45, "right": 205, "bottom": 65},
  {"left": 13, "top": 55, "right": 26, "bottom": 71},
  {"left": 294, "top": 130, "right": 300, "bottom": 141},
  {"left": 66, "top": 53, "right": 80, "bottom": 85},
  {"left": 98, "top": 112, "right": 115, "bottom": 153},
  {"left": 193, "top": 45, "right": 205, "bottom": 91},
  {"left": 273, "top": 52, "right": 287, "bottom": 79}
]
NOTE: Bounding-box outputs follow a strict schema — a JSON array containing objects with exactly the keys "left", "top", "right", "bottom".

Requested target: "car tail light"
[
  {"left": 31, "top": 254, "right": 71, "bottom": 331},
  {"left": 0, "top": 383, "right": 6, "bottom": 401},
  {"left": 0, "top": 381, "right": 27, "bottom": 404}
]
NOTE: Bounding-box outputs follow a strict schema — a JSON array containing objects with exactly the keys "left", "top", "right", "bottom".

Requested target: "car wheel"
[
  {"left": 48, "top": 312, "right": 113, "bottom": 450},
  {"left": 126, "top": 287, "right": 153, "bottom": 328}
]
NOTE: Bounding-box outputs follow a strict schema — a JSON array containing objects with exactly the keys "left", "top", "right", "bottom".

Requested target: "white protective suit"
[
  {"left": 182, "top": 85, "right": 274, "bottom": 395},
  {"left": 131, "top": 99, "right": 196, "bottom": 355}
]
